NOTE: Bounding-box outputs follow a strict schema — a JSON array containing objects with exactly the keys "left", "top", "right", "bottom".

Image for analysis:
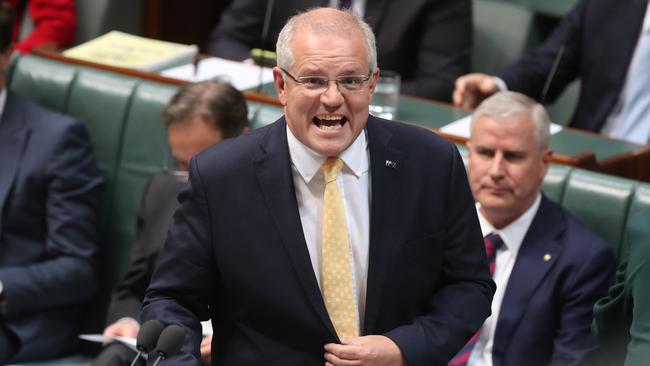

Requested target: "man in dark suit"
[
  {"left": 92, "top": 78, "right": 250, "bottom": 366},
  {"left": 143, "top": 7, "right": 494, "bottom": 366},
  {"left": 0, "top": 3, "right": 103, "bottom": 363},
  {"left": 454, "top": 0, "right": 650, "bottom": 144},
  {"left": 207, "top": 0, "right": 471, "bottom": 101},
  {"left": 459, "top": 91, "right": 616, "bottom": 366}
]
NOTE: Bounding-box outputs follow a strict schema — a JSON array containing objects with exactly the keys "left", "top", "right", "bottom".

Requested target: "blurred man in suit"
[
  {"left": 0, "top": 2, "right": 103, "bottom": 363},
  {"left": 142, "top": 7, "right": 494, "bottom": 365},
  {"left": 92, "top": 78, "right": 250, "bottom": 366},
  {"left": 453, "top": 0, "right": 650, "bottom": 144},
  {"left": 207, "top": 0, "right": 471, "bottom": 101},
  {"left": 456, "top": 91, "right": 616, "bottom": 366}
]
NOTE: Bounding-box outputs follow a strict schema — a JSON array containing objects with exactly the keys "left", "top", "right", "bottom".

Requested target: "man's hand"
[
  {"left": 453, "top": 73, "right": 500, "bottom": 109},
  {"left": 324, "top": 335, "right": 406, "bottom": 366},
  {"left": 102, "top": 318, "right": 140, "bottom": 340},
  {"left": 200, "top": 335, "right": 212, "bottom": 365}
]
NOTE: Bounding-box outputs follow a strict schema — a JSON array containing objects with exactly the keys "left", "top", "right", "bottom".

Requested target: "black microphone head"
[
  {"left": 136, "top": 319, "right": 164, "bottom": 352},
  {"left": 155, "top": 324, "right": 185, "bottom": 358}
]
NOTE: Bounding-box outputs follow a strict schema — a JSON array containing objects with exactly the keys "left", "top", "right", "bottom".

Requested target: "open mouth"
[{"left": 313, "top": 114, "right": 348, "bottom": 131}]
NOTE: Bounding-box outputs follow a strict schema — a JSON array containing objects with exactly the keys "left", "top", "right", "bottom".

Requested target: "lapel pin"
[
  {"left": 543, "top": 254, "right": 552, "bottom": 262},
  {"left": 385, "top": 160, "right": 397, "bottom": 169}
]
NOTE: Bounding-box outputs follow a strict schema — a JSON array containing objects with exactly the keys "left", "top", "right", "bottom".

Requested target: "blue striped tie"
[{"left": 338, "top": 0, "right": 352, "bottom": 9}]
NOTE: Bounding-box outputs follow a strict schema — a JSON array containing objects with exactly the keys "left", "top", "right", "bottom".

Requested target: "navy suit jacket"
[
  {"left": 142, "top": 116, "right": 495, "bottom": 365},
  {"left": 499, "top": 0, "right": 648, "bottom": 131},
  {"left": 0, "top": 92, "right": 103, "bottom": 362},
  {"left": 491, "top": 196, "right": 616, "bottom": 366},
  {"left": 206, "top": 0, "right": 471, "bottom": 101}
]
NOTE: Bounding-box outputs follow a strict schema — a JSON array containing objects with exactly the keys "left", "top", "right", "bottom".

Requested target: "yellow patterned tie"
[{"left": 321, "top": 157, "right": 359, "bottom": 339}]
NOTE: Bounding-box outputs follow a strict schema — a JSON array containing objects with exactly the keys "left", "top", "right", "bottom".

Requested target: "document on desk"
[
  {"left": 161, "top": 57, "right": 274, "bottom": 91},
  {"left": 440, "top": 114, "right": 563, "bottom": 138},
  {"left": 79, "top": 334, "right": 137, "bottom": 351}
]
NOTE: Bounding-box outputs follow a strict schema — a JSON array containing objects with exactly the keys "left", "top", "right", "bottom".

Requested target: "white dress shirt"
[
  {"left": 287, "top": 126, "right": 371, "bottom": 332},
  {"left": 601, "top": 2, "right": 650, "bottom": 143},
  {"left": 468, "top": 194, "right": 542, "bottom": 366},
  {"left": 0, "top": 89, "right": 7, "bottom": 125}
]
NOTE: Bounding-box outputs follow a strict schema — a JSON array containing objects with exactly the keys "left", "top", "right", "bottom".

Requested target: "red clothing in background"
[{"left": 5, "top": 0, "right": 76, "bottom": 53}]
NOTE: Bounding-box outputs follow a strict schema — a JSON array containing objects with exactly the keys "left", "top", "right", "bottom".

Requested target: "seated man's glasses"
[{"left": 280, "top": 67, "right": 372, "bottom": 94}]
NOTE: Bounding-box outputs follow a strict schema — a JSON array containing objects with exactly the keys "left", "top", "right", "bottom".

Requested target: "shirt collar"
[
  {"left": 0, "top": 89, "right": 7, "bottom": 126},
  {"left": 286, "top": 125, "right": 369, "bottom": 184},
  {"left": 476, "top": 193, "right": 542, "bottom": 256}
]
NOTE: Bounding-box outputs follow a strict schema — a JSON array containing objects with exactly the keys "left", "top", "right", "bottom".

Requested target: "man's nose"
[{"left": 320, "top": 81, "right": 345, "bottom": 107}]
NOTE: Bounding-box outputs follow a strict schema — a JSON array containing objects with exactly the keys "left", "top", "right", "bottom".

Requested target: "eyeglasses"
[{"left": 280, "top": 67, "right": 372, "bottom": 94}]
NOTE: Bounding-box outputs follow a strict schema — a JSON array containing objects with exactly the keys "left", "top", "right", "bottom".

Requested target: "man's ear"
[{"left": 273, "top": 67, "right": 288, "bottom": 106}]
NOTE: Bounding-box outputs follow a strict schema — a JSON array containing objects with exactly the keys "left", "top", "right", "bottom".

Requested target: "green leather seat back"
[
  {"left": 619, "top": 184, "right": 650, "bottom": 257},
  {"left": 109, "top": 81, "right": 178, "bottom": 287},
  {"left": 7, "top": 54, "right": 77, "bottom": 112},
  {"left": 561, "top": 170, "right": 635, "bottom": 258},
  {"left": 65, "top": 69, "right": 137, "bottom": 182},
  {"left": 472, "top": 0, "right": 534, "bottom": 74},
  {"left": 541, "top": 164, "right": 571, "bottom": 203}
]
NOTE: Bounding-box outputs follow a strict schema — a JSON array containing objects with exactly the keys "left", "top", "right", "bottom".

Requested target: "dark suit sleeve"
[
  {"left": 498, "top": 0, "right": 587, "bottom": 102},
  {"left": 206, "top": 0, "right": 268, "bottom": 60},
  {"left": 0, "top": 120, "right": 103, "bottom": 317},
  {"left": 385, "top": 143, "right": 495, "bottom": 365},
  {"left": 400, "top": 0, "right": 472, "bottom": 100},
  {"left": 142, "top": 159, "right": 216, "bottom": 364}
]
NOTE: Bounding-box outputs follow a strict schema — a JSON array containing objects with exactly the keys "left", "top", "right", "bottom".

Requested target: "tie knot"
[
  {"left": 484, "top": 232, "right": 503, "bottom": 257},
  {"left": 322, "top": 157, "right": 344, "bottom": 183},
  {"left": 338, "top": 0, "right": 352, "bottom": 9}
]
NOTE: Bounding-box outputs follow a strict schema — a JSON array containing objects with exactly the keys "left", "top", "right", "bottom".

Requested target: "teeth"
[
  {"left": 317, "top": 115, "right": 344, "bottom": 121},
  {"left": 319, "top": 123, "right": 342, "bottom": 130}
]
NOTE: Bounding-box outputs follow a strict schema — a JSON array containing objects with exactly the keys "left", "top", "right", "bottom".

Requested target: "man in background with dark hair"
[
  {"left": 0, "top": 2, "right": 103, "bottom": 363},
  {"left": 92, "top": 78, "right": 250, "bottom": 366}
]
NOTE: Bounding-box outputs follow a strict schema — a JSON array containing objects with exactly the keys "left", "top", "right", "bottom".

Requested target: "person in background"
[
  {"left": 591, "top": 208, "right": 650, "bottom": 366},
  {"left": 142, "top": 7, "right": 494, "bottom": 365},
  {"left": 456, "top": 91, "right": 616, "bottom": 366},
  {"left": 0, "top": 2, "right": 102, "bottom": 363},
  {"left": 4, "top": 0, "right": 76, "bottom": 53},
  {"left": 207, "top": 0, "right": 471, "bottom": 101},
  {"left": 453, "top": 0, "right": 650, "bottom": 144},
  {"left": 92, "top": 78, "right": 250, "bottom": 366}
]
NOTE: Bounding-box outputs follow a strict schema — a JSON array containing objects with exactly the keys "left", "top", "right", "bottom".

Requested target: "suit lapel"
[
  {"left": 253, "top": 119, "right": 337, "bottom": 338},
  {"left": 0, "top": 95, "right": 29, "bottom": 233},
  {"left": 363, "top": 117, "right": 403, "bottom": 334},
  {"left": 492, "top": 197, "right": 564, "bottom": 362}
]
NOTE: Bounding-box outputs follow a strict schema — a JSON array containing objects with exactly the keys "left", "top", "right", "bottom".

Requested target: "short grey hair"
[
  {"left": 276, "top": 7, "right": 377, "bottom": 73},
  {"left": 471, "top": 91, "right": 551, "bottom": 150}
]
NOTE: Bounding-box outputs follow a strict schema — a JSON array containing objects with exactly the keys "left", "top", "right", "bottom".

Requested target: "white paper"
[
  {"left": 440, "top": 114, "right": 563, "bottom": 139},
  {"left": 161, "top": 57, "right": 274, "bottom": 91},
  {"left": 79, "top": 334, "right": 137, "bottom": 351}
]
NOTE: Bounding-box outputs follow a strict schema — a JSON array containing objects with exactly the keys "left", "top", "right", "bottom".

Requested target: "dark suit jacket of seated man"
[
  {"left": 143, "top": 7, "right": 493, "bottom": 366},
  {"left": 0, "top": 93, "right": 103, "bottom": 362},
  {"left": 207, "top": 0, "right": 472, "bottom": 101},
  {"left": 461, "top": 91, "right": 616, "bottom": 366}
]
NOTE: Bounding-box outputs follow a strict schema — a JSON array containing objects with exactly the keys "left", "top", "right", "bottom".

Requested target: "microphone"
[
  {"left": 151, "top": 324, "right": 186, "bottom": 366},
  {"left": 540, "top": 20, "right": 576, "bottom": 104},
  {"left": 255, "top": 0, "right": 276, "bottom": 94},
  {"left": 129, "top": 320, "right": 164, "bottom": 366}
]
